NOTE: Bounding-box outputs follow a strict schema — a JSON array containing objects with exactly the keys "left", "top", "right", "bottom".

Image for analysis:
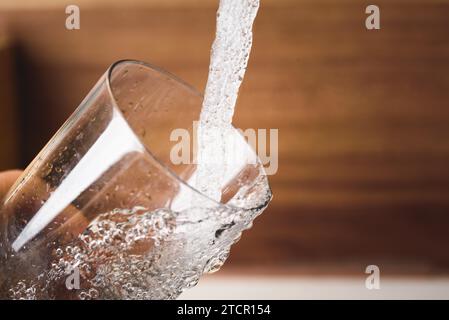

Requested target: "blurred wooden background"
[{"left": 0, "top": 0, "right": 448, "bottom": 274}]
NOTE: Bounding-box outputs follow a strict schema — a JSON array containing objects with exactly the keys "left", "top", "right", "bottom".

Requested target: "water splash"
[{"left": 5, "top": 173, "right": 270, "bottom": 300}]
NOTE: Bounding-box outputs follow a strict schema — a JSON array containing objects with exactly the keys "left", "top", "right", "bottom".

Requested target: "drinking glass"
[{"left": 0, "top": 60, "right": 271, "bottom": 299}]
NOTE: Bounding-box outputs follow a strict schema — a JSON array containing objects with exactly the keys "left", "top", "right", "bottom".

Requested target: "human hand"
[{"left": 0, "top": 170, "right": 22, "bottom": 201}]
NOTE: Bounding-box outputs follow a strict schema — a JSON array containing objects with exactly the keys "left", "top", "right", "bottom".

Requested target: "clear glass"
[{"left": 0, "top": 60, "right": 271, "bottom": 300}]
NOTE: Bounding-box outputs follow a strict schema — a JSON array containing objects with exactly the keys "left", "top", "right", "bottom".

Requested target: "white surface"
[{"left": 179, "top": 275, "right": 449, "bottom": 300}]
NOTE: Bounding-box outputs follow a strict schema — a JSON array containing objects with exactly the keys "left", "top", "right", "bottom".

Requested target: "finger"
[{"left": 0, "top": 170, "right": 22, "bottom": 201}]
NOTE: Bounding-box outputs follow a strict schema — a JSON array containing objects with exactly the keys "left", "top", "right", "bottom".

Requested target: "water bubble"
[
  {"left": 88, "top": 288, "right": 99, "bottom": 299},
  {"left": 79, "top": 291, "right": 89, "bottom": 300},
  {"left": 55, "top": 248, "right": 63, "bottom": 257}
]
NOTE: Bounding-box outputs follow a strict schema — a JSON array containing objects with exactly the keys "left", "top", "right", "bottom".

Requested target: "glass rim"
[{"left": 106, "top": 59, "right": 271, "bottom": 212}]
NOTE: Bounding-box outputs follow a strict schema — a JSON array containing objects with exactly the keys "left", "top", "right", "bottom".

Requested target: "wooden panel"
[
  {"left": 0, "top": 0, "right": 449, "bottom": 273},
  {"left": 0, "top": 34, "right": 19, "bottom": 170},
  {"left": 0, "top": 0, "right": 296, "bottom": 10}
]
